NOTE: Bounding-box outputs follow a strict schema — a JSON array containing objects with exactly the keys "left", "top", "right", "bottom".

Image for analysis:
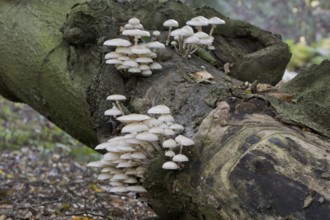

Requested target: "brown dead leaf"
[
  {"left": 223, "top": 63, "right": 232, "bottom": 74},
  {"left": 194, "top": 70, "right": 214, "bottom": 80},
  {"left": 256, "top": 83, "right": 273, "bottom": 92},
  {"left": 268, "top": 92, "right": 294, "bottom": 102}
]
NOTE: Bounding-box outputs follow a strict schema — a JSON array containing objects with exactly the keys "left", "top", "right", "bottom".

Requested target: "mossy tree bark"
[{"left": 1, "top": 0, "right": 329, "bottom": 219}]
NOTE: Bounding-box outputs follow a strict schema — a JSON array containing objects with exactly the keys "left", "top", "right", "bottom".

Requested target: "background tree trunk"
[{"left": 1, "top": 0, "right": 329, "bottom": 219}]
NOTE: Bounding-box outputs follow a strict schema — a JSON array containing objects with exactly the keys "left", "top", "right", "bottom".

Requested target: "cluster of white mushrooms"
[
  {"left": 163, "top": 16, "right": 225, "bottom": 57},
  {"left": 104, "top": 17, "right": 164, "bottom": 76},
  {"left": 87, "top": 94, "right": 194, "bottom": 194}
]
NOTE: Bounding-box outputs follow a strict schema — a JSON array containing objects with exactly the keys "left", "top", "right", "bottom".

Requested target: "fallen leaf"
[
  {"left": 268, "top": 92, "right": 294, "bottom": 102},
  {"left": 223, "top": 63, "right": 232, "bottom": 74},
  {"left": 194, "top": 70, "right": 214, "bottom": 80},
  {"left": 256, "top": 83, "right": 273, "bottom": 92}
]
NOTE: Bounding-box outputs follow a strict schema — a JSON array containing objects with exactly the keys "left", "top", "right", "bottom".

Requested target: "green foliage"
[
  {"left": 0, "top": 96, "right": 97, "bottom": 162},
  {"left": 286, "top": 38, "right": 330, "bottom": 70}
]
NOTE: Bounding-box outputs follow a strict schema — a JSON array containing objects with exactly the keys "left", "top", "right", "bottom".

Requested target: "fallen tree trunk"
[{"left": 1, "top": 0, "right": 329, "bottom": 219}]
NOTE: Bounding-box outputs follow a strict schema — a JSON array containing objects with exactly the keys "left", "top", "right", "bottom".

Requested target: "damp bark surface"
[{"left": 1, "top": 0, "right": 329, "bottom": 219}]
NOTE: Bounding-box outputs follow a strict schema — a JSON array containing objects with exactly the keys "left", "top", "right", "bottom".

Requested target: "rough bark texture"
[
  {"left": 145, "top": 97, "right": 330, "bottom": 219},
  {"left": 1, "top": 0, "right": 329, "bottom": 219}
]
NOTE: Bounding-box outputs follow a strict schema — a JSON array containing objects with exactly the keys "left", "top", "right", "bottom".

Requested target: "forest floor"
[{"left": 0, "top": 96, "right": 156, "bottom": 219}]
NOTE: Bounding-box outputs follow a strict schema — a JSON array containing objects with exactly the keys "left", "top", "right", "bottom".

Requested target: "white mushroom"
[
  {"left": 186, "top": 17, "right": 208, "bottom": 32},
  {"left": 103, "top": 38, "right": 132, "bottom": 47},
  {"left": 117, "top": 114, "right": 151, "bottom": 123},
  {"left": 121, "top": 123, "right": 149, "bottom": 133},
  {"left": 126, "top": 185, "right": 147, "bottom": 192},
  {"left": 172, "top": 154, "right": 189, "bottom": 162},
  {"left": 162, "top": 161, "right": 179, "bottom": 170},
  {"left": 165, "top": 150, "right": 176, "bottom": 157},
  {"left": 208, "top": 17, "right": 225, "bottom": 36},
  {"left": 163, "top": 19, "right": 179, "bottom": 46},
  {"left": 128, "top": 17, "right": 141, "bottom": 25},
  {"left": 162, "top": 139, "right": 178, "bottom": 149},
  {"left": 149, "top": 62, "right": 162, "bottom": 70},
  {"left": 148, "top": 105, "right": 171, "bottom": 114},
  {"left": 107, "top": 94, "right": 126, "bottom": 101}
]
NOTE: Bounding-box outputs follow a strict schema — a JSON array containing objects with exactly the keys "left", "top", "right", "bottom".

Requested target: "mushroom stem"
[
  {"left": 165, "top": 27, "right": 173, "bottom": 46},
  {"left": 189, "top": 46, "right": 199, "bottom": 56},
  {"left": 196, "top": 26, "right": 203, "bottom": 32},
  {"left": 134, "top": 36, "right": 139, "bottom": 45},
  {"left": 179, "top": 145, "right": 183, "bottom": 154},
  {"left": 115, "top": 101, "right": 125, "bottom": 115},
  {"left": 209, "top": 25, "right": 216, "bottom": 36}
]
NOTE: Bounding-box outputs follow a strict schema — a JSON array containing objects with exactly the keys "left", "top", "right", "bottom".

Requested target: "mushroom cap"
[
  {"left": 131, "top": 152, "right": 147, "bottom": 159},
  {"left": 133, "top": 24, "right": 144, "bottom": 29},
  {"left": 110, "top": 186, "right": 129, "bottom": 193},
  {"left": 170, "top": 28, "right": 190, "bottom": 37},
  {"left": 104, "top": 38, "right": 132, "bottom": 47},
  {"left": 162, "top": 139, "right": 178, "bottom": 148},
  {"left": 182, "top": 25, "right": 194, "bottom": 35},
  {"left": 128, "top": 17, "right": 141, "bottom": 25},
  {"left": 149, "top": 127, "right": 165, "bottom": 134},
  {"left": 158, "top": 114, "right": 175, "bottom": 122},
  {"left": 175, "top": 135, "right": 194, "bottom": 146},
  {"left": 208, "top": 17, "right": 225, "bottom": 25},
  {"left": 141, "top": 70, "right": 153, "bottom": 76},
  {"left": 184, "top": 36, "right": 200, "bottom": 44},
  {"left": 163, "top": 19, "right": 179, "bottom": 27},
  {"left": 136, "top": 57, "right": 153, "bottom": 63},
  {"left": 117, "top": 114, "right": 151, "bottom": 123},
  {"left": 103, "top": 152, "right": 120, "bottom": 161},
  {"left": 97, "top": 173, "right": 112, "bottom": 180},
  {"left": 139, "top": 64, "right": 150, "bottom": 71},
  {"left": 152, "top": 30, "right": 161, "bottom": 36},
  {"left": 164, "top": 128, "right": 175, "bottom": 136},
  {"left": 162, "top": 161, "right": 179, "bottom": 170},
  {"left": 193, "top": 32, "right": 210, "bottom": 39},
  {"left": 131, "top": 45, "right": 152, "bottom": 54},
  {"left": 117, "top": 65, "right": 130, "bottom": 70},
  {"left": 147, "top": 105, "right": 171, "bottom": 114},
  {"left": 173, "top": 154, "right": 189, "bottom": 162},
  {"left": 146, "top": 41, "right": 166, "bottom": 49},
  {"left": 165, "top": 150, "right": 176, "bottom": 157},
  {"left": 149, "top": 62, "right": 162, "bottom": 70},
  {"left": 199, "top": 38, "right": 213, "bottom": 45},
  {"left": 104, "top": 108, "right": 122, "bottom": 116},
  {"left": 105, "top": 52, "right": 121, "bottom": 59},
  {"left": 105, "top": 59, "right": 122, "bottom": 65},
  {"left": 136, "top": 132, "right": 159, "bottom": 142},
  {"left": 194, "top": 16, "right": 209, "bottom": 22},
  {"left": 110, "top": 181, "right": 125, "bottom": 187},
  {"left": 128, "top": 67, "right": 142, "bottom": 73},
  {"left": 170, "top": 123, "right": 184, "bottom": 130},
  {"left": 123, "top": 177, "right": 138, "bottom": 184},
  {"left": 86, "top": 160, "right": 105, "bottom": 168},
  {"left": 106, "top": 94, "right": 126, "bottom": 101},
  {"left": 120, "top": 153, "right": 133, "bottom": 160},
  {"left": 143, "top": 118, "right": 162, "bottom": 127},
  {"left": 118, "top": 56, "right": 130, "bottom": 61},
  {"left": 122, "top": 29, "right": 150, "bottom": 37},
  {"left": 126, "top": 185, "right": 147, "bottom": 192},
  {"left": 186, "top": 19, "right": 208, "bottom": 27},
  {"left": 149, "top": 52, "right": 158, "bottom": 58},
  {"left": 116, "top": 161, "right": 138, "bottom": 168},
  {"left": 121, "top": 123, "right": 149, "bottom": 133},
  {"left": 116, "top": 47, "right": 132, "bottom": 55},
  {"left": 124, "top": 23, "right": 134, "bottom": 29},
  {"left": 123, "top": 59, "right": 139, "bottom": 68}
]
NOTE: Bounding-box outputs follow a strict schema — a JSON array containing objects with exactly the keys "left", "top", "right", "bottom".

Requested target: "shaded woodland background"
[{"left": 1, "top": 0, "right": 330, "bottom": 219}]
